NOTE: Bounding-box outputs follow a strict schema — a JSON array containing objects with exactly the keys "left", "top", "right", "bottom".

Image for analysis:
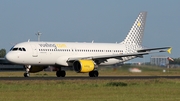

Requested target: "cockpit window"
[
  {"left": 19, "top": 48, "right": 22, "bottom": 51},
  {"left": 10, "top": 46, "right": 15, "bottom": 51},
  {"left": 11, "top": 47, "right": 26, "bottom": 51},
  {"left": 22, "top": 48, "right": 26, "bottom": 51},
  {"left": 12, "top": 48, "right": 18, "bottom": 51}
]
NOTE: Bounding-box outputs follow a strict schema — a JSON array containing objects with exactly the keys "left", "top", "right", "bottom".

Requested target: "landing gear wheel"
[
  {"left": 24, "top": 73, "right": 30, "bottom": 77},
  {"left": 89, "top": 71, "right": 99, "bottom": 77},
  {"left": 24, "top": 65, "right": 31, "bottom": 77},
  {"left": 56, "top": 70, "right": 66, "bottom": 77}
]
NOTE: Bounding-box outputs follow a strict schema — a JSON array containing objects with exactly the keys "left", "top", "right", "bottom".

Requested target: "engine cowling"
[
  {"left": 27, "top": 66, "right": 48, "bottom": 73},
  {"left": 73, "top": 60, "right": 95, "bottom": 73}
]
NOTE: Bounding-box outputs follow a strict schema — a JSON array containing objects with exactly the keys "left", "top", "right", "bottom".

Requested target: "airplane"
[{"left": 5, "top": 12, "right": 171, "bottom": 77}]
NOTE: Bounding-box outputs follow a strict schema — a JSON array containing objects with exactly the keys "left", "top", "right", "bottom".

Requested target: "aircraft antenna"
[{"left": 36, "top": 31, "right": 42, "bottom": 41}]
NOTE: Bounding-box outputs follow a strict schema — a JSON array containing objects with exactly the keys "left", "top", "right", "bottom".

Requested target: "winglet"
[{"left": 167, "top": 47, "right": 172, "bottom": 54}]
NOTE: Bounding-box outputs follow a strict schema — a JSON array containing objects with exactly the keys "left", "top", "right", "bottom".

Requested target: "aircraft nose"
[{"left": 5, "top": 52, "right": 17, "bottom": 63}]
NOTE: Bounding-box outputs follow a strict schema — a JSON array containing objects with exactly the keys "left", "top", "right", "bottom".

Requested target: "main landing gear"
[
  {"left": 56, "top": 70, "right": 66, "bottom": 77},
  {"left": 56, "top": 67, "right": 66, "bottom": 77},
  {"left": 56, "top": 70, "right": 99, "bottom": 77},
  {"left": 89, "top": 71, "right": 99, "bottom": 77},
  {"left": 24, "top": 65, "right": 31, "bottom": 77}
]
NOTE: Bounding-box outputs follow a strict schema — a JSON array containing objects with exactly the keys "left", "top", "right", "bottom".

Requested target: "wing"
[
  {"left": 67, "top": 47, "right": 171, "bottom": 62},
  {"left": 68, "top": 52, "right": 149, "bottom": 62},
  {"left": 137, "top": 47, "right": 171, "bottom": 53}
]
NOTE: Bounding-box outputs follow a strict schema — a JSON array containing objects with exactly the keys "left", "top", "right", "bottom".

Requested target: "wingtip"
[{"left": 167, "top": 47, "right": 172, "bottom": 54}]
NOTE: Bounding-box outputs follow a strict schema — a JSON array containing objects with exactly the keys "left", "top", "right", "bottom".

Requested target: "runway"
[{"left": 0, "top": 76, "right": 180, "bottom": 80}]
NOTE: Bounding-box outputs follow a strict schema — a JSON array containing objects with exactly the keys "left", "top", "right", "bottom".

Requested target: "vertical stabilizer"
[{"left": 123, "top": 12, "right": 147, "bottom": 46}]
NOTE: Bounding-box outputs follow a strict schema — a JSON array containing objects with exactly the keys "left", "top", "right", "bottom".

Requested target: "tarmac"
[{"left": 0, "top": 76, "right": 180, "bottom": 80}]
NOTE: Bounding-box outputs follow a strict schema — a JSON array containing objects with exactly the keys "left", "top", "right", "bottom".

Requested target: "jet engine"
[
  {"left": 25, "top": 66, "right": 48, "bottom": 73},
  {"left": 73, "top": 60, "right": 95, "bottom": 73}
]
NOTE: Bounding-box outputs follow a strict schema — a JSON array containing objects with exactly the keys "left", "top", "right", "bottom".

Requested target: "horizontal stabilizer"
[{"left": 137, "top": 47, "right": 171, "bottom": 53}]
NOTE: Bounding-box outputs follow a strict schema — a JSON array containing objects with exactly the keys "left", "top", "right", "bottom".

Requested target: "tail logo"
[{"left": 137, "top": 22, "right": 141, "bottom": 27}]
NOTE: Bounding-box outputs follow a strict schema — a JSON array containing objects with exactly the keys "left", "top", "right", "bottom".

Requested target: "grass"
[
  {"left": 0, "top": 65, "right": 180, "bottom": 101},
  {"left": 0, "top": 79, "right": 180, "bottom": 101}
]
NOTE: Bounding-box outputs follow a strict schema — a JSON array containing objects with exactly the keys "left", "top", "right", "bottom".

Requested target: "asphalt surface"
[{"left": 0, "top": 76, "right": 180, "bottom": 80}]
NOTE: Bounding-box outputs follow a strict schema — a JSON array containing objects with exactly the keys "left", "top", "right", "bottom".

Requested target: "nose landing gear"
[
  {"left": 24, "top": 65, "right": 31, "bottom": 77},
  {"left": 24, "top": 72, "right": 30, "bottom": 77}
]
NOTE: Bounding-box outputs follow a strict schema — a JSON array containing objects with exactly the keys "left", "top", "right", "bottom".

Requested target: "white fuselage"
[{"left": 6, "top": 41, "right": 134, "bottom": 66}]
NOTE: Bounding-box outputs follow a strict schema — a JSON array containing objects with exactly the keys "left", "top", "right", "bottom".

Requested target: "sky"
[{"left": 0, "top": 0, "right": 179, "bottom": 62}]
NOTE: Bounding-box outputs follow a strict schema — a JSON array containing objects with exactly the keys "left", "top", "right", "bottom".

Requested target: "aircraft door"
[{"left": 31, "top": 44, "right": 38, "bottom": 57}]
